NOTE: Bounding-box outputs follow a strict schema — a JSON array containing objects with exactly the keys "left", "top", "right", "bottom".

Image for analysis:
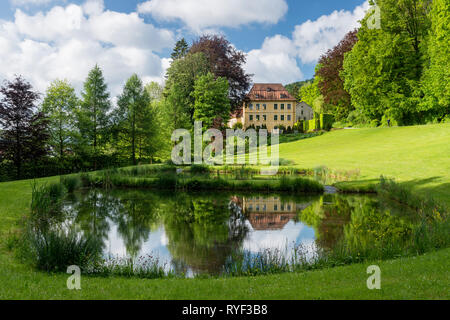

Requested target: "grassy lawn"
[
  {"left": 0, "top": 124, "right": 449, "bottom": 299},
  {"left": 280, "top": 124, "right": 450, "bottom": 207}
]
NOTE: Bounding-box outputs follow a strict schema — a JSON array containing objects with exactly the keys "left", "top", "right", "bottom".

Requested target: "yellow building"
[{"left": 242, "top": 84, "right": 297, "bottom": 132}]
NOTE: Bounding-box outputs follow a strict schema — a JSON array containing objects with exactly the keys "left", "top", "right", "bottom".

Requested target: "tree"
[
  {"left": 192, "top": 72, "right": 230, "bottom": 130},
  {"left": 145, "top": 81, "right": 163, "bottom": 102},
  {"left": 298, "top": 77, "right": 321, "bottom": 107},
  {"left": 422, "top": 0, "right": 450, "bottom": 121},
  {"left": 164, "top": 52, "right": 210, "bottom": 130},
  {"left": 115, "top": 74, "right": 157, "bottom": 165},
  {"left": 285, "top": 79, "right": 314, "bottom": 101},
  {"left": 190, "top": 35, "right": 252, "bottom": 111},
  {"left": 78, "top": 65, "right": 111, "bottom": 169},
  {"left": 317, "top": 30, "right": 358, "bottom": 121},
  {"left": 0, "top": 76, "right": 49, "bottom": 178},
  {"left": 342, "top": 0, "right": 431, "bottom": 125},
  {"left": 42, "top": 79, "right": 79, "bottom": 158},
  {"left": 171, "top": 38, "right": 189, "bottom": 60}
]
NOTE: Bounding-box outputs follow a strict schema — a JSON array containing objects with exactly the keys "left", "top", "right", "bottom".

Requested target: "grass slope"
[
  {"left": 280, "top": 124, "right": 450, "bottom": 207},
  {"left": 0, "top": 124, "right": 449, "bottom": 299}
]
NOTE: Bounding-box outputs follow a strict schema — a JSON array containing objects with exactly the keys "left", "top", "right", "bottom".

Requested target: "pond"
[{"left": 50, "top": 189, "right": 418, "bottom": 277}]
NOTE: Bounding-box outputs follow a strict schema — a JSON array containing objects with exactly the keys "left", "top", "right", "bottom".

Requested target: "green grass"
[
  {"left": 280, "top": 124, "right": 450, "bottom": 207},
  {"left": 1, "top": 245, "right": 448, "bottom": 299},
  {"left": 0, "top": 124, "right": 449, "bottom": 299}
]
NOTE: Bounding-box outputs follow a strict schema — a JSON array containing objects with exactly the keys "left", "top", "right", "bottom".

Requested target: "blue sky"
[{"left": 0, "top": 0, "right": 370, "bottom": 97}]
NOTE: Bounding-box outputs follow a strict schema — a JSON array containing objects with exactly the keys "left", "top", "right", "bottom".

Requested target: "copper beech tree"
[{"left": 0, "top": 76, "right": 50, "bottom": 178}]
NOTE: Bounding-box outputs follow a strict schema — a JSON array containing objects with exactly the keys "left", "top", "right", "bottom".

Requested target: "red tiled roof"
[{"left": 246, "top": 83, "right": 296, "bottom": 101}]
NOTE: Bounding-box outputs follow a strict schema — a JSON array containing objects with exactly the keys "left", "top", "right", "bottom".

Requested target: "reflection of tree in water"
[
  {"left": 343, "top": 196, "right": 414, "bottom": 250},
  {"left": 163, "top": 194, "right": 249, "bottom": 275},
  {"left": 299, "top": 194, "right": 414, "bottom": 251},
  {"left": 69, "top": 190, "right": 116, "bottom": 255},
  {"left": 68, "top": 190, "right": 160, "bottom": 258},
  {"left": 112, "top": 191, "right": 161, "bottom": 258}
]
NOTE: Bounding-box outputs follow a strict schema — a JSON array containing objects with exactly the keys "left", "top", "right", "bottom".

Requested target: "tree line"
[
  {"left": 296, "top": 0, "right": 449, "bottom": 127},
  {"left": 0, "top": 35, "right": 251, "bottom": 181}
]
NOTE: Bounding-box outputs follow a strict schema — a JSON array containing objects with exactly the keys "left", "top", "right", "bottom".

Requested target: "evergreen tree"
[
  {"left": 171, "top": 38, "right": 189, "bottom": 60},
  {"left": 115, "top": 74, "right": 156, "bottom": 165},
  {"left": 78, "top": 65, "right": 111, "bottom": 169}
]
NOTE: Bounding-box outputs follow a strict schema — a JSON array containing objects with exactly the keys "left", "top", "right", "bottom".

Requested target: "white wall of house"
[{"left": 295, "top": 102, "right": 314, "bottom": 122}]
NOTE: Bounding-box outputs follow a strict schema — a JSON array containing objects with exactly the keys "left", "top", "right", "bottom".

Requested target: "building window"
[
  {"left": 256, "top": 104, "right": 260, "bottom": 110},
  {"left": 274, "top": 205, "right": 278, "bottom": 211},
  {"left": 288, "top": 104, "right": 291, "bottom": 110},
  {"left": 256, "top": 115, "right": 260, "bottom": 121},
  {"left": 287, "top": 115, "right": 291, "bottom": 121},
  {"left": 281, "top": 115, "right": 285, "bottom": 121},
  {"left": 249, "top": 115, "right": 253, "bottom": 121},
  {"left": 263, "top": 115, "right": 267, "bottom": 121},
  {"left": 274, "top": 104, "right": 278, "bottom": 110},
  {"left": 301, "top": 110, "right": 304, "bottom": 115},
  {"left": 274, "top": 115, "right": 278, "bottom": 121},
  {"left": 249, "top": 104, "right": 253, "bottom": 110},
  {"left": 263, "top": 104, "right": 267, "bottom": 110},
  {"left": 281, "top": 104, "right": 285, "bottom": 110}
]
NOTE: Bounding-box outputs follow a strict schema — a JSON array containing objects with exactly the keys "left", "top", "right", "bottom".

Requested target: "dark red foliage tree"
[
  {"left": 0, "top": 76, "right": 50, "bottom": 178},
  {"left": 317, "top": 29, "right": 359, "bottom": 121},
  {"left": 190, "top": 35, "right": 252, "bottom": 112}
]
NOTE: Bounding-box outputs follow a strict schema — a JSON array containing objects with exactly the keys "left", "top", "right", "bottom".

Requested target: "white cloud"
[
  {"left": 292, "top": 1, "right": 369, "bottom": 64},
  {"left": 82, "top": 0, "right": 104, "bottom": 16},
  {"left": 243, "top": 1, "right": 369, "bottom": 84},
  {"left": 10, "top": 0, "right": 62, "bottom": 6},
  {"left": 245, "top": 35, "right": 303, "bottom": 84},
  {"left": 137, "top": 0, "right": 288, "bottom": 32},
  {"left": 0, "top": 0, "right": 175, "bottom": 98}
]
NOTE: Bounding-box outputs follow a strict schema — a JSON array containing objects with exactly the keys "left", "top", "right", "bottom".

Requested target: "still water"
[{"left": 58, "top": 189, "right": 416, "bottom": 276}]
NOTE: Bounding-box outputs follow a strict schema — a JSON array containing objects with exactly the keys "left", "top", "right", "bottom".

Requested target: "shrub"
[
  {"left": 232, "top": 123, "right": 243, "bottom": 130},
  {"left": 190, "top": 164, "right": 211, "bottom": 175},
  {"left": 31, "top": 182, "right": 66, "bottom": 217},
  {"left": 23, "top": 227, "right": 100, "bottom": 272},
  {"left": 156, "top": 172, "right": 177, "bottom": 189},
  {"left": 61, "top": 175, "right": 82, "bottom": 193}
]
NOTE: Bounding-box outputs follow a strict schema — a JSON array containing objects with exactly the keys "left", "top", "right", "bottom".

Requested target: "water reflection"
[{"left": 59, "top": 190, "right": 416, "bottom": 276}]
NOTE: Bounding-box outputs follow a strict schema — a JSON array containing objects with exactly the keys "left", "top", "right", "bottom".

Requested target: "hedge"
[{"left": 320, "top": 114, "right": 335, "bottom": 131}]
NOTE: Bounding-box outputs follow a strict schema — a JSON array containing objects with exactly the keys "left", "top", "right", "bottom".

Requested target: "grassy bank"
[
  {"left": 1, "top": 244, "right": 448, "bottom": 299},
  {"left": 280, "top": 124, "right": 450, "bottom": 207}
]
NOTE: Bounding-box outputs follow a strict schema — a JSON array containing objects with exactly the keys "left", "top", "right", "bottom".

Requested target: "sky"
[{"left": 0, "top": 0, "right": 370, "bottom": 98}]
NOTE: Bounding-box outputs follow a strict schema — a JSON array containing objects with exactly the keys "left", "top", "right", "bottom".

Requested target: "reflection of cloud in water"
[
  {"left": 104, "top": 221, "right": 172, "bottom": 266},
  {"left": 104, "top": 218, "right": 127, "bottom": 257},
  {"left": 243, "top": 220, "right": 316, "bottom": 255}
]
